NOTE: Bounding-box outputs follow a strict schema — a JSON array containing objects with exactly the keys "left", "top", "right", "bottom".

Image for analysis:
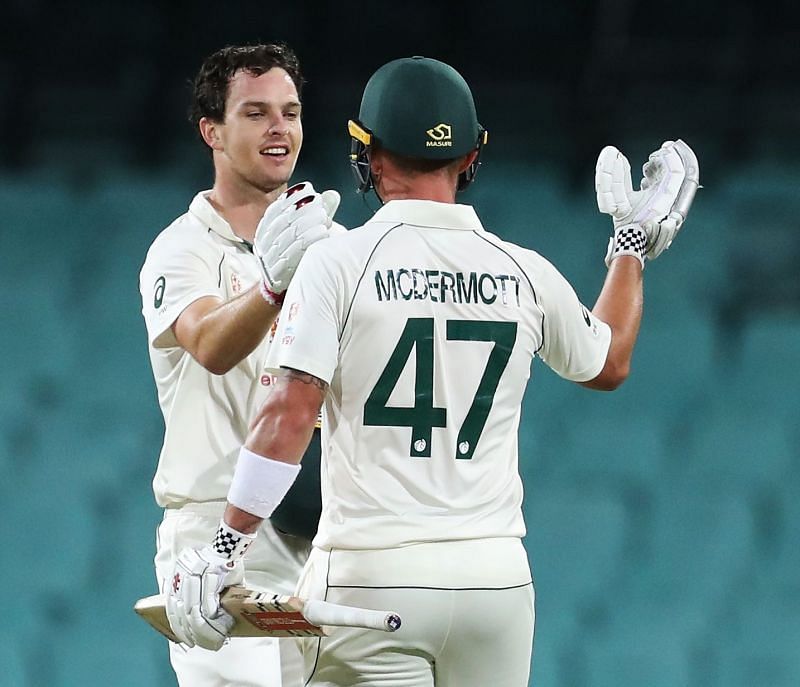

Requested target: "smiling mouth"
[{"left": 260, "top": 146, "right": 289, "bottom": 157}]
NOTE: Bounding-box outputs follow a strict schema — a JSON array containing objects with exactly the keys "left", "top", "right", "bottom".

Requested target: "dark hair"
[{"left": 189, "top": 44, "right": 304, "bottom": 131}]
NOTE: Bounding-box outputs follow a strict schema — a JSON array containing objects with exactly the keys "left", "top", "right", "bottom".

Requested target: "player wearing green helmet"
[
  {"left": 348, "top": 56, "right": 488, "bottom": 196},
  {"left": 166, "top": 54, "right": 699, "bottom": 687}
]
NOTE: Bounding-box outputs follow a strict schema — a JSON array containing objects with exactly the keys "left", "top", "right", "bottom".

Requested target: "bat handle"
[{"left": 303, "top": 599, "right": 402, "bottom": 632}]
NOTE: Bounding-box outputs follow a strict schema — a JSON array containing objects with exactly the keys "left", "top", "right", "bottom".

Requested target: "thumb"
[{"left": 320, "top": 189, "right": 341, "bottom": 219}]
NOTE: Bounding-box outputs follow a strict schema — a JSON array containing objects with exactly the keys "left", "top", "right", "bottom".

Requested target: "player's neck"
[
  {"left": 209, "top": 175, "right": 285, "bottom": 243},
  {"left": 377, "top": 176, "right": 457, "bottom": 204}
]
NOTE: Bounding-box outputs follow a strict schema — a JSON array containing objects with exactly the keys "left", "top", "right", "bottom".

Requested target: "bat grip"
[{"left": 303, "top": 600, "right": 402, "bottom": 632}]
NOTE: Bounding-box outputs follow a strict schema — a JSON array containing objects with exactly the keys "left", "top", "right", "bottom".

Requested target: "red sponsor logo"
[
  {"left": 241, "top": 610, "right": 315, "bottom": 631},
  {"left": 172, "top": 573, "right": 181, "bottom": 593}
]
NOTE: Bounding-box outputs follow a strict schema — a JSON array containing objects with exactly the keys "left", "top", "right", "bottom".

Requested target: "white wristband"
[{"left": 227, "top": 447, "right": 301, "bottom": 519}]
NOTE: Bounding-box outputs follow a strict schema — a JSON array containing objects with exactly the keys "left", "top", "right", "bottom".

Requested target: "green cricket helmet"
[{"left": 349, "top": 56, "right": 488, "bottom": 193}]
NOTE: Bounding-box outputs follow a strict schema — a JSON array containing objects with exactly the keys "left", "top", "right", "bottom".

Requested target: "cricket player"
[
  {"left": 164, "top": 56, "right": 699, "bottom": 686},
  {"left": 139, "top": 44, "right": 340, "bottom": 686}
]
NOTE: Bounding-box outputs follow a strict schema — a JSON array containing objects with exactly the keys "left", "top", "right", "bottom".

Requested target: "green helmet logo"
[{"left": 426, "top": 124, "right": 453, "bottom": 145}]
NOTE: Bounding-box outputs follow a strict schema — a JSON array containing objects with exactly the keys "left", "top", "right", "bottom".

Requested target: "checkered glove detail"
[
  {"left": 596, "top": 140, "right": 700, "bottom": 265},
  {"left": 164, "top": 520, "right": 254, "bottom": 650},
  {"left": 605, "top": 223, "right": 647, "bottom": 268},
  {"left": 211, "top": 520, "right": 257, "bottom": 561}
]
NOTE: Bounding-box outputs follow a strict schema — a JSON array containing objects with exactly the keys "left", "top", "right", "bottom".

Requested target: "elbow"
[
  {"left": 596, "top": 368, "right": 629, "bottom": 391},
  {"left": 194, "top": 351, "right": 236, "bottom": 376},
  {"left": 583, "top": 358, "right": 630, "bottom": 391},
  {"left": 207, "top": 364, "right": 235, "bottom": 376},
  {"left": 600, "top": 359, "right": 631, "bottom": 390}
]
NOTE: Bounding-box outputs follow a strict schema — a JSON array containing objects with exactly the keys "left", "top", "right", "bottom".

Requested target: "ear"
[
  {"left": 199, "top": 117, "right": 224, "bottom": 152},
  {"left": 458, "top": 150, "right": 479, "bottom": 175},
  {"left": 369, "top": 147, "right": 384, "bottom": 180}
]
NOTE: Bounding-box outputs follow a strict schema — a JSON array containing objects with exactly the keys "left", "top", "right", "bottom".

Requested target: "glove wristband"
[
  {"left": 606, "top": 223, "right": 647, "bottom": 269},
  {"left": 259, "top": 280, "right": 286, "bottom": 307},
  {"left": 211, "top": 519, "right": 257, "bottom": 562}
]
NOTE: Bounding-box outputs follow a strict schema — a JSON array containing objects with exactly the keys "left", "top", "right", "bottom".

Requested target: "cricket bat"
[{"left": 134, "top": 586, "right": 402, "bottom": 642}]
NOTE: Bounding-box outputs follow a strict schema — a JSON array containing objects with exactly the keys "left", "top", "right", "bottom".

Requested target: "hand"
[
  {"left": 165, "top": 545, "right": 243, "bottom": 650},
  {"left": 254, "top": 182, "right": 341, "bottom": 298},
  {"left": 595, "top": 140, "right": 699, "bottom": 266}
]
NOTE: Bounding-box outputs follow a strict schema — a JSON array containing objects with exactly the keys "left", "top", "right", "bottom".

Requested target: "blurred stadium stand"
[{"left": 2, "top": 1, "right": 799, "bottom": 685}]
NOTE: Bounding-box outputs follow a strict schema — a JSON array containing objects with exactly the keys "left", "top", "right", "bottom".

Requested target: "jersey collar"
[
  {"left": 370, "top": 199, "right": 484, "bottom": 231},
  {"left": 189, "top": 191, "right": 252, "bottom": 248}
]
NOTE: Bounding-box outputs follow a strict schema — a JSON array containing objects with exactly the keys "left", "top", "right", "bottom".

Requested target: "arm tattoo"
[{"left": 283, "top": 367, "right": 328, "bottom": 393}]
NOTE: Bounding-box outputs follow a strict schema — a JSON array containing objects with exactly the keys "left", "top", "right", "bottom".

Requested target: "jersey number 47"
[{"left": 364, "top": 317, "right": 517, "bottom": 460}]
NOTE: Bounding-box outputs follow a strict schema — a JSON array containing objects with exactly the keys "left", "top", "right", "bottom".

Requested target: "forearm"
[
  {"left": 246, "top": 403, "right": 319, "bottom": 463},
  {"left": 223, "top": 407, "right": 318, "bottom": 534},
  {"left": 585, "top": 256, "right": 643, "bottom": 389},
  {"left": 224, "top": 369, "right": 326, "bottom": 534},
  {"left": 224, "top": 504, "right": 265, "bottom": 535},
  {"left": 184, "top": 286, "right": 279, "bottom": 374}
]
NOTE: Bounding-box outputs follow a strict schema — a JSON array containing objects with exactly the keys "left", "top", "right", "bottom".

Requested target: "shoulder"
[
  {"left": 309, "top": 220, "right": 387, "bottom": 259},
  {"left": 149, "top": 210, "right": 208, "bottom": 252},
  {"left": 142, "top": 210, "right": 215, "bottom": 271},
  {"left": 290, "top": 221, "right": 389, "bottom": 292},
  {"left": 477, "top": 230, "right": 581, "bottom": 303},
  {"left": 476, "top": 229, "right": 559, "bottom": 275}
]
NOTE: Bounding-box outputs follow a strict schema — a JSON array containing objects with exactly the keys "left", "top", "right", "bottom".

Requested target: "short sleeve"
[
  {"left": 139, "top": 233, "right": 223, "bottom": 349},
  {"left": 536, "top": 262, "right": 611, "bottom": 382},
  {"left": 265, "top": 243, "right": 341, "bottom": 384}
]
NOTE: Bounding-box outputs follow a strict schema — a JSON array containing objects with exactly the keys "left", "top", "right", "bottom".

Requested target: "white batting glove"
[
  {"left": 165, "top": 521, "right": 256, "bottom": 650},
  {"left": 595, "top": 139, "right": 700, "bottom": 267},
  {"left": 254, "top": 182, "right": 341, "bottom": 304}
]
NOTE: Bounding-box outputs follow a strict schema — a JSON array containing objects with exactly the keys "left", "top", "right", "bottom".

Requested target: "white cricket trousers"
[
  {"left": 155, "top": 502, "right": 311, "bottom": 687},
  {"left": 296, "top": 539, "right": 535, "bottom": 687}
]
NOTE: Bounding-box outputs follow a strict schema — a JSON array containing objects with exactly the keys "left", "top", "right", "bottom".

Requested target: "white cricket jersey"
[
  {"left": 139, "top": 191, "right": 275, "bottom": 507},
  {"left": 266, "top": 199, "right": 611, "bottom": 551}
]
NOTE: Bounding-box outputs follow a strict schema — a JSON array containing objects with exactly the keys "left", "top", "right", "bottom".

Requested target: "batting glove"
[
  {"left": 595, "top": 139, "right": 700, "bottom": 267},
  {"left": 254, "top": 182, "right": 341, "bottom": 305},
  {"left": 165, "top": 521, "right": 256, "bottom": 650}
]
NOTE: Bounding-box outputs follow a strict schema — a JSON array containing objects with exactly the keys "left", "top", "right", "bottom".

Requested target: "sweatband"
[{"left": 227, "top": 446, "right": 301, "bottom": 519}]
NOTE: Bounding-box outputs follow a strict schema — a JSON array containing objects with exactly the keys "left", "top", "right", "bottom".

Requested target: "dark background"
[
  {"left": 2, "top": 2, "right": 799, "bottom": 686},
  {"left": 6, "top": 2, "right": 799, "bottom": 182}
]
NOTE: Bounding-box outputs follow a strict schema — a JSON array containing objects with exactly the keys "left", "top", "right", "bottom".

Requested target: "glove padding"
[
  {"left": 254, "top": 182, "right": 341, "bottom": 294},
  {"left": 165, "top": 546, "right": 244, "bottom": 650},
  {"left": 596, "top": 139, "right": 699, "bottom": 266}
]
